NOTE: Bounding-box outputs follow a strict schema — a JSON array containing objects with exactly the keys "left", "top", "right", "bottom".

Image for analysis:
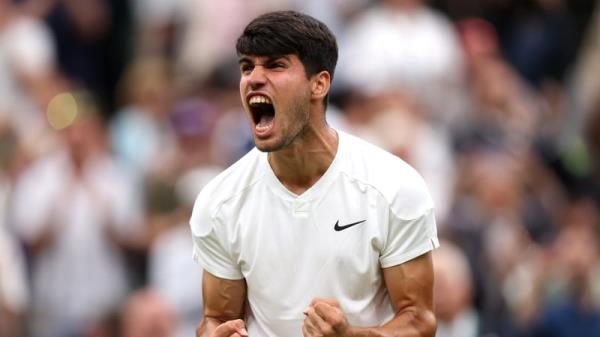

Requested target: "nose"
[{"left": 246, "top": 65, "right": 267, "bottom": 89}]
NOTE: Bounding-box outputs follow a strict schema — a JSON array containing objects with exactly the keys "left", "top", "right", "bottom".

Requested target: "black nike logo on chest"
[{"left": 334, "top": 219, "right": 366, "bottom": 231}]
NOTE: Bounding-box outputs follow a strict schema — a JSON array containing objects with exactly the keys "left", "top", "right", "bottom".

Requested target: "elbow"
[
  {"left": 391, "top": 307, "right": 437, "bottom": 337},
  {"left": 399, "top": 308, "right": 437, "bottom": 337},
  {"left": 417, "top": 309, "right": 437, "bottom": 337}
]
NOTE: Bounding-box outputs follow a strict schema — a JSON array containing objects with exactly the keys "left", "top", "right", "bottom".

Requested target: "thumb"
[
  {"left": 214, "top": 319, "right": 248, "bottom": 337},
  {"left": 230, "top": 319, "right": 248, "bottom": 337}
]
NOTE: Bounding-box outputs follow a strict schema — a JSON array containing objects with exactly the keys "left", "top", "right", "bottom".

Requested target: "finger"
[
  {"left": 302, "top": 316, "right": 318, "bottom": 336},
  {"left": 313, "top": 302, "right": 345, "bottom": 329},
  {"left": 235, "top": 327, "right": 249, "bottom": 337},
  {"left": 228, "top": 332, "right": 247, "bottom": 337},
  {"left": 309, "top": 298, "right": 340, "bottom": 308},
  {"left": 214, "top": 319, "right": 247, "bottom": 337},
  {"left": 230, "top": 319, "right": 248, "bottom": 337},
  {"left": 304, "top": 306, "right": 335, "bottom": 336},
  {"left": 302, "top": 323, "right": 312, "bottom": 337}
]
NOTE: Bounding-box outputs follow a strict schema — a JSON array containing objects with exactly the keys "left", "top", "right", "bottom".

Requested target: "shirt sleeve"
[
  {"left": 190, "top": 198, "right": 243, "bottom": 280},
  {"left": 379, "top": 207, "right": 439, "bottom": 268}
]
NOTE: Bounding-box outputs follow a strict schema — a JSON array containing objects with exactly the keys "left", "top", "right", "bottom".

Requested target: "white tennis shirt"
[{"left": 190, "top": 130, "right": 439, "bottom": 337}]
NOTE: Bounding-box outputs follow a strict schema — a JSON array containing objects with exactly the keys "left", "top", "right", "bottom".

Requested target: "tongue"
[{"left": 257, "top": 114, "right": 274, "bottom": 128}]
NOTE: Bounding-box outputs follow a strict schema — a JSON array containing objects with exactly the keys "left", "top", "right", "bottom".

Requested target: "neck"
[{"left": 268, "top": 123, "right": 338, "bottom": 195}]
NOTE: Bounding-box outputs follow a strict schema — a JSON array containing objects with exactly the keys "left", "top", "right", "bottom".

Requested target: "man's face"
[{"left": 239, "top": 54, "right": 312, "bottom": 152}]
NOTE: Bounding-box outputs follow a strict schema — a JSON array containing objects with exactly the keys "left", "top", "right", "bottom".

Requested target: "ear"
[{"left": 310, "top": 71, "right": 331, "bottom": 101}]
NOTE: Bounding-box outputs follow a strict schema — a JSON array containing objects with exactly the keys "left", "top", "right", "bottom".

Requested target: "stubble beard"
[{"left": 255, "top": 92, "right": 311, "bottom": 153}]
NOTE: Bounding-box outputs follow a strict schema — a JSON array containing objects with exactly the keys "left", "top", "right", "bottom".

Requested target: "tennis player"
[{"left": 190, "top": 11, "right": 439, "bottom": 337}]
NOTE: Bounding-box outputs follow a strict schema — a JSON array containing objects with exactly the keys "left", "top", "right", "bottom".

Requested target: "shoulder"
[
  {"left": 339, "top": 131, "right": 434, "bottom": 220},
  {"left": 190, "top": 149, "right": 263, "bottom": 235}
]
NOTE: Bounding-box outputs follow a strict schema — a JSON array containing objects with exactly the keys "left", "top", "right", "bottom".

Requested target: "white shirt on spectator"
[{"left": 11, "top": 151, "right": 142, "bottom": 337}]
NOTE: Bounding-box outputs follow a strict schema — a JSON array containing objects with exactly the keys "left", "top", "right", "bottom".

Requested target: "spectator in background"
[
  {"left": 574, "top": 4, "right": 600, "bottom": 121},
  {"left": 490, "top": 0, "right": 578, "bottom": 88},
  {"left": 0, "top": 225, "right": 29, "bottom": 337},
  {"left": 531, "top": 200, "right": 600, "bottom": 337},
  {"left": 42, "top": 0, "right": 133, "bottom": 117},
  {"left": 445, "top": 149, "right": 553, "bottom": 337},
  {"left": 11, "top": 92, "right": 143, "bottom": 337},
  {"left": 147, "top": 167, "right": 221, "bottom": 337},
  {"left": 455, "top": 18, "right": 546, "bottom": 153},
  {"left": 434, "top": 0, "right": 587, "bottom": 87},
  {"left": 287, "top": 0, "right": 368, "bottom": 37},
  {"left": 0, "top": 120, "right": 28, "bottom": 337},
  {"left": 110, "top": 56, "right": 176, "bottom": 178},
  {"left": 204, "top": 59, "right": 255, "bottom": 167},
  {"left": 0, "top": 0, "right": 64, "bottom": 159},
  {"left": 131, "top": 0, "right": 186, "bottom": 56},
  {"left": 337, "top": 0, "right": 469, "bottom": 131},
  {"left": 433, "top": 240, "right": 478, "bottom": 337},
  {"left": 120, "top": 289, "right": 177, "bottom": 337},
  {"left": 174, "top": 0, "right": 293, "bottom": 90}
]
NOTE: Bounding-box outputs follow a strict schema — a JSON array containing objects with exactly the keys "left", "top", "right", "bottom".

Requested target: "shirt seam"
[
  {"left": 210, "top": 170, "right": 266, "bottom": 221},
  {"left": 339, "top": 170, "right": 434, "bottom": 221}
]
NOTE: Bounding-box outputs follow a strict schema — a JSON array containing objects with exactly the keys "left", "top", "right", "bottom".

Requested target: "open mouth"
[{"left": 249, "top": 95, "right": 275, "bottom": 131}]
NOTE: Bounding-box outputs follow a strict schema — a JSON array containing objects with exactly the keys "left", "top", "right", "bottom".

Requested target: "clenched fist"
[{"left": 302, "top": 299, "right": 352, "bottom": 337}]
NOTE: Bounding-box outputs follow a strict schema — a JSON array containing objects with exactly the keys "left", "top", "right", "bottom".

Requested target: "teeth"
[{"left": 249, "top": 95, "right": 271, "bottom": 106}]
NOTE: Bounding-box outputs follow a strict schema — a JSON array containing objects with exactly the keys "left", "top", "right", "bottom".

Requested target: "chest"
[{"left": 218, "top": 181, "right": 390, "bottom": 300}]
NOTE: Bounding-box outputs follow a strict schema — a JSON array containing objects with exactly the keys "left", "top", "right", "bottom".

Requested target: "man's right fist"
[{"left": 213, "top": 319, "right": 248, "bottom": 337}]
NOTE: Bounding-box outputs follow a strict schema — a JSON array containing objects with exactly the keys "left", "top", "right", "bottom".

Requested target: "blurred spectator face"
[
  {"left": 60, "top": 95, "right": 106, "bottom": 167},
  {"left": 433, "top": 242, "right": 473, "bottom": 322},
  {"left": 555, "top": 202, "right": 600, "bottom": 279},
  {"left": 470, "top": 151, "right": 523, "bottom": 211},
  {"left": 457, "top": 18, "right": 500, "bottom": 61},
  {"left": 63, "top": 116, "right": 96, "bottom": 158},
  {"left": 484, "top": 218, "right": 529, "bottom": 277},
  {"left": 63, "top": 0, "right": 111, "bottom": 39},
  {"left": 118, "top": 57, "right": 172, "bottom": 118},
  {"left": 472, "top": 58, "right": 515, "bottom": 109},
  {"left": 120, "top": 290, "right": 177, "bottom": 337}
]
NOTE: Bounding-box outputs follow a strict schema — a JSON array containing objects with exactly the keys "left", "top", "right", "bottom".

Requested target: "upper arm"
[
  {"left": 382, "top": 252, "right": 437, "bottom": 336},
  {"left": 202, "top": 270, "right": 247, "bottom": 321}
]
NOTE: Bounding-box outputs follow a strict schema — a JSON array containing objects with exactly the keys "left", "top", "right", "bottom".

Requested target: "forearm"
[
  {"left": 198, "top": 272, "right": 248, "bottom": 337},
  {"left": 348, "top": 308, "right": 437, "bottom": 337}
]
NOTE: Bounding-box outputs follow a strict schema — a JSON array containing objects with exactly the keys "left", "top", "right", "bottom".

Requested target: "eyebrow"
[{"left": 238, "top": 55, "right": 291, "bottom": 65}]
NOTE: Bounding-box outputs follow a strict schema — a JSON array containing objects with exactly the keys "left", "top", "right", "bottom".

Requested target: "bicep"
[
  {"left": 382, "top": 251, "right": 436, "bottom": 334},
  {"left": 202, "top": 270, "right": 246, "bottom": 321}
]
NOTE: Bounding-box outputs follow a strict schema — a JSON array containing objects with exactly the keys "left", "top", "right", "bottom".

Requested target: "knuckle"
[
  {"left": 322, "top": 325, "right": 334, "bottom": 336},
  {"left": 330, "top": 315, "right": 343, "bottom": 328},
  {"left": 314, "top": 302, "right": 327, "bottom": 312}
]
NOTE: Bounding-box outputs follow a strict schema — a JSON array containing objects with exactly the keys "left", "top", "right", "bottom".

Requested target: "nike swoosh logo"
[{"left": 334, "top": 219, "right": 366, "bottom": 231}]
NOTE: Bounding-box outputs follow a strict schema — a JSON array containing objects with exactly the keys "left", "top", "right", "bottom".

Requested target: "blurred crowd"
[{"left": 0, "top": 0, "right": 599, "bottom": 337}]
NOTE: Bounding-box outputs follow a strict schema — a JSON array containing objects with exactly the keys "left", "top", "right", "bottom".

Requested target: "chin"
[
  {"left": 254, "top": 138, "right": 284, "bottom": 153},
  {"left": 255, "top": 143, "right": 279, "bottom": 153}
]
